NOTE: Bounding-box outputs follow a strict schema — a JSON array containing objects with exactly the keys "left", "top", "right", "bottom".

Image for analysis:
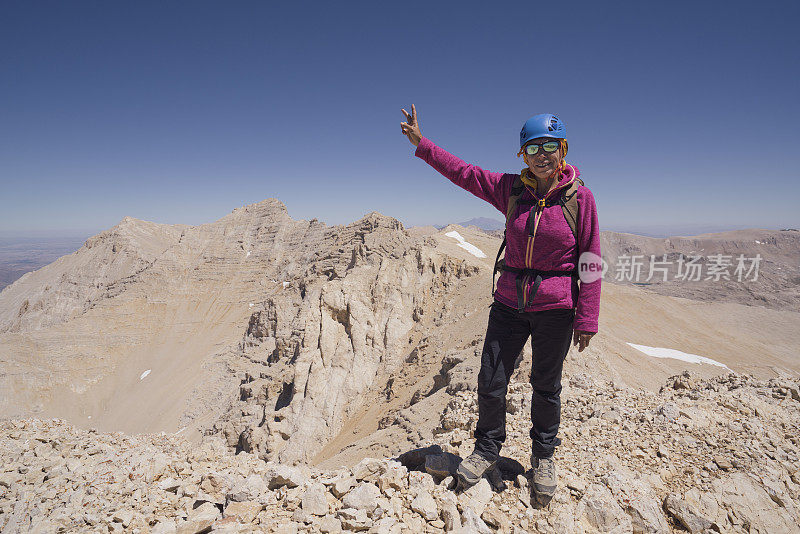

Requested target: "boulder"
[
  {"left": 227, "top": 474, "right": 268, "bottom": 502},
  {"left": 457, "top": 479, "right": 492, "bottom": 516},
  {"left": 341, "top": 482, "right": 381, "bottom": 513},
  {"left": 301, "top": 482, "right": 329, "bottom": 516},
  {"left": 223, "top": 501, "right": 263, "bottom": 523},
  {"left": 576, "top": 483, "right": 633, "bottom": 533},
  {"left": 663, "top": 494, "right": 716, "bottom": 533},
  {"left": 410, "top": 491, "right": 438, "bottom": 521},
  {"left": 265, "top": 464, "right": 307, "bottom": 490}
]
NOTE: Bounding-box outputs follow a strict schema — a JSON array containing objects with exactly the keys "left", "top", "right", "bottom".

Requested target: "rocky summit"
[
  {"left": 1, "top": 198, "right": 799, "bottom": 532},
  {"left": 1, "top": 371, "right": 799, "bottom": 533}
]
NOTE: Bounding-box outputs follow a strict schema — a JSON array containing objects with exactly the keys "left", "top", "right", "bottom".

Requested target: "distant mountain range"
[
  {"left": 436, "top": 219, "right": 800, "bottom": 238},
  {"left": 434, "top": 217, "right": 505, "bottom": 232}
]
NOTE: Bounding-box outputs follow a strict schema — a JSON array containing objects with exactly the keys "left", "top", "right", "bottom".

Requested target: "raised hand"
[{"left": 400, "top": 104, "right": 422, "bottom": 147}]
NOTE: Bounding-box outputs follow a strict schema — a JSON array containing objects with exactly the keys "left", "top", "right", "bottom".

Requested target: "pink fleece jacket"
[{"left": 415, "top": 136, "right": 601, "bottom": 333}]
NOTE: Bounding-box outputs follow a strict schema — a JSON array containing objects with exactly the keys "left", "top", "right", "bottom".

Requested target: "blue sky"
[{"left": 1, "top": 1, "right": 798, "bottom": 238}]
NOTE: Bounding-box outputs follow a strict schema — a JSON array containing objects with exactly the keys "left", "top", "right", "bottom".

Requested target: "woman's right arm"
[{"left": 401, "top": 105, "right": 509, "bottom": 214}]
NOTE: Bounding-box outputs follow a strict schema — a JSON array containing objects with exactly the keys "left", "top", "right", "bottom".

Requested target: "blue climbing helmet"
[{"left": 519, "top": 113, "right": 567, "bottom": 148}]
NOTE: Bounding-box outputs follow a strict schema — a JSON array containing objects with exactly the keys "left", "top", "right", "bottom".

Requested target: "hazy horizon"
[
  {"left": 0, "top": 214, "right": 794, "bottom": 294},
  {"left": 0, "top": 211, "right": 792, "bottom": 241}
]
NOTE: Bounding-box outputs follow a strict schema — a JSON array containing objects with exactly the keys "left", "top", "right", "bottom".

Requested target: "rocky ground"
[{"left": 2, "top": 371, "right": 798, "bottom": 534}]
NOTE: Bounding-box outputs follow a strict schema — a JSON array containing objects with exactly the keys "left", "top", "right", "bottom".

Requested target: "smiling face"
[{"left": 522, "top": 137, "right": 564, "bottom": 181}]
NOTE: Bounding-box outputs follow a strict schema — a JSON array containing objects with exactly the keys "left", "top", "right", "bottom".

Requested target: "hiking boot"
[
  {"left": 456, "top": 452, "right": 496, "bottom": 489},
  {"left": 531, "top": 456, "right": 557, "bottom": 502}
]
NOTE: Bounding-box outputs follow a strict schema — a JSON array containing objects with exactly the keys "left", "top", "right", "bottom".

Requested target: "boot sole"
[
  {"left": 456, "top": 461, "right": 496, "bottom": 488},
  {"left": 530, "top": 480, "right": 556, "bottom": 506},
  {"left": 534, "top": 491, "right": 554, "bottom": 507}
]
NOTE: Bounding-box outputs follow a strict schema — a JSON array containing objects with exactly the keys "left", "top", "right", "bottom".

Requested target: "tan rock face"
[
  {"left": 0, "top": 216, "right": 186, "bottom": 333},
  {"left": 0, "top": 199, "right": 315, "bottom": 432},
  {"left": 0, "top": 200, "right": 477, "bottom": 454},
  {"left": 201, "top": 212, "right": 479, "bottom": 465}
]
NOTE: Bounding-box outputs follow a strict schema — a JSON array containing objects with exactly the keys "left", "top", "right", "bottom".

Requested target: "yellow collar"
[{"left": 520, "top": 165, "right": 575, "bottom": 195}]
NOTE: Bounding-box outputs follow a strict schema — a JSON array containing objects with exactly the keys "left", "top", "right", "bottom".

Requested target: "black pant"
[{"left": 474, "top": 300, "right": 575, "bottom": 461}]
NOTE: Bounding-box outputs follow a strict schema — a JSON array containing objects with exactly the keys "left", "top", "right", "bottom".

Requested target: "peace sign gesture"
[{"left": 400, "top": 104, "right": 422, "bottom": 147}]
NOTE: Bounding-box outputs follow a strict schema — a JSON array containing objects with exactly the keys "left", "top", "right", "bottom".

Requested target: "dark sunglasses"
[{"left": 524, "top": 141, "right": 560, "bottom": 155}]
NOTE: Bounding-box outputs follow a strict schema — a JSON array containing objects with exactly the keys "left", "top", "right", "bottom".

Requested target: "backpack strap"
[
  {"left": 492, "top": 175, "right": 525, "bottom": 297},
  {"left": 558, "top": 175, "right": 584, "bottom": 241},
  {"left": 505, "top": 174, "right": 525, "bottom": 224}
]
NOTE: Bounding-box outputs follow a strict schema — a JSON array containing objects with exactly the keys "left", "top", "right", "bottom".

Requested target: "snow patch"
[
  {"left": 626, "top": 343, "right": 730, "bottom": 370},
  {"left": 445, "top": 231, "right": 486, "bottom": 258},
  {"left": 139, "top": 369, "right": 151, "bottom": 380}
]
